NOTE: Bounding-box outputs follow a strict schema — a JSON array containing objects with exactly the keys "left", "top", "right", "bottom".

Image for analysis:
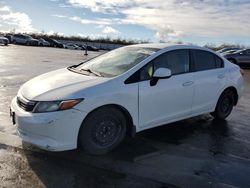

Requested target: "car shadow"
[{"left": 22, "top": 114, "right": 230, "bottom": 188}]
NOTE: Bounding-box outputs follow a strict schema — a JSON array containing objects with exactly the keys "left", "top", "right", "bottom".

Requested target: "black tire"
[
  {"left": 79, "top": 107, "right": 127, "bottom": 155},
  {"left": 26, "top": 41, "right": 30, "bottom": 46},
  {"left": 13, "top": 40, "right": 16, "bottom": 44},
  {"left": 211, "top": 90, "right": 235, "bottom": 120}
]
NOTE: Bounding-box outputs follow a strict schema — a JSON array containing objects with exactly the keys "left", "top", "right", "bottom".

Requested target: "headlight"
[{"left": 33, "top": 99, "right": 83, "bottom": 113}]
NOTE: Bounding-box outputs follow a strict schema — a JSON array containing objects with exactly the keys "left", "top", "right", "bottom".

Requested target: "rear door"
[{"left": 191, "top": 49, "right": 227, "bottom": 114}]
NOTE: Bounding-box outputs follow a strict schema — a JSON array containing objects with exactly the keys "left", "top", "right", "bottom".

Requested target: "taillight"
[{"left": 240, "top": 68, "right": 244, "bottom": 76}]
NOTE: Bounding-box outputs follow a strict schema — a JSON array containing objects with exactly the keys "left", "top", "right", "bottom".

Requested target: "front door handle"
[{"left": 182, "top": 81, "right": 194, "bottom": 87}]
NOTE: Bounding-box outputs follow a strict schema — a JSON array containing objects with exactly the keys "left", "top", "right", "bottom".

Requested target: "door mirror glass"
[{"left": 153, "top": 68, "right": 171, "bottom": 78}]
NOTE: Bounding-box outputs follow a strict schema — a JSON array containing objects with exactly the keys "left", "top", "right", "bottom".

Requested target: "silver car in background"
[
  {"left": 223, "top": 49, "right": 250, "bottom": 66},
  {"left": 0, "top": 36, "right": 9, "bottom": 45},
  {"left": 38, "top": 38, "right": 50, "bottom": 46},
  {"left": 13, "top": 34, "right": 39, "bottom": 46}
]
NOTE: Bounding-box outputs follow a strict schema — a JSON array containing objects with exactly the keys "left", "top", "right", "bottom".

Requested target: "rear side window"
[
  {"left": 193, "top": 50, "right": 223, "bottom": 71},
  {"left": 215, "top": 55, "right": 223, "bottom": 68}
]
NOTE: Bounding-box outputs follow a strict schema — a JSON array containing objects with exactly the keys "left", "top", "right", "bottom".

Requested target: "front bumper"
[{"left": 10, "top": 97, "right": 87, "bottom": 151}]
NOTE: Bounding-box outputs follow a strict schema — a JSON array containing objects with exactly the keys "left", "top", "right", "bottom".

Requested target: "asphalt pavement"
[{"left": 0, "top": 45, "right": 250, "bottom": 188}]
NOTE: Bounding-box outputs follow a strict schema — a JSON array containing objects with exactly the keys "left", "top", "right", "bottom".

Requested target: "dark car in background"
[
  {"left": 12, "top": 34, "right": 39, "bottom": 46},
  {"left": 4, "top": 35, "right": 12, "bottom": 43},
  {"left": 85, "top": 45, "right": 99, "bottom": 51},
  {"left": 223, "top": 49, "right": 250, "bottom": 66},
  {"left": 38, "top": 38, "right": 50, "bottom": 46},
  {"left": 43, "top": 37, "right": 64, "bottom": 48}
]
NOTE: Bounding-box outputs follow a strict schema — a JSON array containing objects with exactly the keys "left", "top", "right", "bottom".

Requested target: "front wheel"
[
  {"left": 79, "top": 107, "right": 127, "bottom": 155},
  {"left": 211, "top": 90, "right": 235, "bottom": 120}
]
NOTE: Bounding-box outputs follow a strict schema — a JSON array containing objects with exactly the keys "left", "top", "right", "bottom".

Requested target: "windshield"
[{"left": 73, "top": 46, "right": 158, "bottom": 77}]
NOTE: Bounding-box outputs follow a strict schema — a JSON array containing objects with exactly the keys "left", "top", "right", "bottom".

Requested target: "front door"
[{"left": 138, "top": 49, "right": 195, "bottom": 129}]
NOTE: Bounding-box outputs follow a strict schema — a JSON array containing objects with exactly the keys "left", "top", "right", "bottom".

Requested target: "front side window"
[
  {"left": 154, "top": 50, "right": 190, "bottom": 75},
  {"left": 140, "top": 49, "right": 190, "bottom": 80}
]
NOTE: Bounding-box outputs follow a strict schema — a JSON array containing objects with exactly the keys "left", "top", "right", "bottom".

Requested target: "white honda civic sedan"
[{"left": 10, "top": 44, "right": 244, "bottom": 154}]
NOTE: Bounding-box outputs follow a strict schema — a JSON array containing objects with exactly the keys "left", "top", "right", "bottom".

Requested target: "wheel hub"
[{"left": 92, "top": 119, "right": 121, "bottom": 147}]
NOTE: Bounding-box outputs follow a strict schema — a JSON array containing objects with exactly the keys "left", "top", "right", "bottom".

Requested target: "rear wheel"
[
  {"left": 79, "top": 107, "right": 127, "bottom": 155},
  {"left": 211, "top": 90, "right": 235, "bottom": 120}
]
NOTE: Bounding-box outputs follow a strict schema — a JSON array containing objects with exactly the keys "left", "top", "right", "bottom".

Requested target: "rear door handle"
[
  {"left": 182, "top": 81, "right": 194, "bottom": 87},
  {"left": 218, "top": 74, "right": 225, "bottom": 79}
]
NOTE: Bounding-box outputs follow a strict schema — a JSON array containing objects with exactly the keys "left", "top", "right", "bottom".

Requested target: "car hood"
[{"left": 19, "top": 68, "right": 109, "bottom": 101}]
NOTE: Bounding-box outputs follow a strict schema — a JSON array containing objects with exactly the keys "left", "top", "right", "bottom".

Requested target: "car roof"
[{"left": 126, "top": 43, "right": 206, "bottom": 51}]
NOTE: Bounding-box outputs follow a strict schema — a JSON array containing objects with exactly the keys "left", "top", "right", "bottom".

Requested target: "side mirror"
[
  {"left": 153, "top": 68, "right": 171, "bottom": 78},
  {"left": 150, "top": 68, "right": 171, "bottom": 86}
]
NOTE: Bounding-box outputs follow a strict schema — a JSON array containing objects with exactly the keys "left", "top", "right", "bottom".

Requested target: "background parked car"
[
  {"left": 38, "top": 38, "right": 50, "bottom": 46},
  {"left": 76, "top": 44, "right": 87, "bottom": 50},
  {"left": 221, "top": 49, "right": 241, "bottom": 55},
  {"left": 85, "top": 45, "right": 99, "bottom": 51},
  {"left": 223, "top": 49, "right": 250, "bottom": 66},
  {"left": 0, "top": 36, "right": 9, "bottom": 45},
  {"left": 43, "top": 37, "right": 64, "bottom": 48},
  {"left": 65, "top": 43, "right": 81, "bottom": 50},
  {"left": 4, "top": 35, "right": 12, "bottom": 43},
  {"left": 12, "top": 34, "right": 38, "bottom": 46},
  {"left": 217, "top": 47, "right": 242, "bottom": 54}
]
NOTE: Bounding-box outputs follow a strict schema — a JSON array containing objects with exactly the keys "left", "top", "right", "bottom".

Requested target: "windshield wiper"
[{"left": 80, "top": 68, "right": 103, "bottom": 77}]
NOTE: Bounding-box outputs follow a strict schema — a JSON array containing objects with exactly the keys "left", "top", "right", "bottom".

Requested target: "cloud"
[
  {"left": 69, "top": 16, "right": 113, "bottom": 25},
  {"left": 51, "top": 14, "right": 67, "bottom": 18},
  {"left": 102, "top": 26, "right": 119, "bottom": 34},
  {"left": 0, "top": 5, "right": 35, "bottom": 33},
  {"left": 0, "top": 5, "right": 10, "bottom": 12},
  {"left": 67, "top": 0, "right": 250, "bottom": 41},
  {"left": 46, "top": 30, "right": 64, "bottom": 36}
]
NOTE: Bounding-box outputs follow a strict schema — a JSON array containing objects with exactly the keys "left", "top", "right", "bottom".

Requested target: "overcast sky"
[{"left": 0, "top": 0, "right": 250, "bottom": 45}]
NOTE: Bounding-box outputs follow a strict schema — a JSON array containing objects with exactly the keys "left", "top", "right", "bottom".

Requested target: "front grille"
[{"left": 16, "top": 96, "right": 37, "bottom": 112}]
